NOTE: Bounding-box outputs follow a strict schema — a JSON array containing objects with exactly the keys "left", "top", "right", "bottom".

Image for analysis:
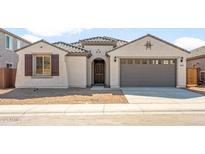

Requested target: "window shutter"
[
  {"left": 25, "top": 54, "right": 32, "bottom": 76},
  {"left": 51, "top": 54, "right": 59, "bottom": 76}
]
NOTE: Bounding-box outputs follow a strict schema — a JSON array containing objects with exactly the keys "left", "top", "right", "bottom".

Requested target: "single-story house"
[
  {"left": 15, "top": 34, "right": 189, "bottom": 88},
  {"left": 187, "top": 46, "right": 205, "bottom": 84}
]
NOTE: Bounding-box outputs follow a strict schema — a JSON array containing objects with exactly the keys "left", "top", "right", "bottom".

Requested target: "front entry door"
[{"left": 94, "top": 61, "right": 105, "bottom": 84}]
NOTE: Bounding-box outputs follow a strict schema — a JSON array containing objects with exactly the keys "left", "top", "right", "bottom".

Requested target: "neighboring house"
[
  {"left": 187, "top": 46, "right": 205, "bottom": 84},
  {"left": 0, "top": 28, "right": 31, "bottom": 68},
  {"left": 15, "top": 34, "right": 188, "bottom": 88}
]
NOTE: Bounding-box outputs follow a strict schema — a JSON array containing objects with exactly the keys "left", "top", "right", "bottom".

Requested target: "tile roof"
[
  {"left": 53, "top": 41, "right": 90, "bottom": 53},
  {"left": 71, "top": 36, "right": 128, "bottom": 46},
  {"left": 187, "top": 46, "right": 205, "bottom": 59},
  {"left": 16, "top": 40, "right": 91, "bottom": 57}
]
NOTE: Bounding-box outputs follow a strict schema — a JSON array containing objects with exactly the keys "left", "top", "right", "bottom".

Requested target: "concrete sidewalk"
[{"left": 1, "top": 103, "right": 205, "bottom": 115}]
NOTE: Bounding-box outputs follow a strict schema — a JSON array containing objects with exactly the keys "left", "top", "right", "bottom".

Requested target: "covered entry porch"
[{"left": 89, "top": 58, "right": 110, "bottom": 87}]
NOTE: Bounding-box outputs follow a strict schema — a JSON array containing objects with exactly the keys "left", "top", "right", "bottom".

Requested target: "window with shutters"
[{"left": 33, "top": 55, "right": 51, "bottom": 76}]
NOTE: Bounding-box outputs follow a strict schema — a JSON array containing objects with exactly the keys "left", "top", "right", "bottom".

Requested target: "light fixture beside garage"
[
  {"left": 114, "top": 56, "right": 117, "bottom": 62},
  {"left": 180, "top": 57, "right": 183, "bottom": 62}
]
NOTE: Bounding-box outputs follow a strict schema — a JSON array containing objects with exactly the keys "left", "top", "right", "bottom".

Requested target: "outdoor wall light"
[
  {"left": 180, "top": 57, "right": 183, "bottom": 62},
  {"left": 114, "top": 56, "right": 117, "bottom": 62}
]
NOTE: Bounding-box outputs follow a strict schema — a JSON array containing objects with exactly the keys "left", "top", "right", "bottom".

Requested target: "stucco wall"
[
  {"left": 0, "top": 31, "right": 29, "bottom": 68},
  {"left": 66, "top": 56, "right": 87, "bottom": 88},
  {"left": 108, "top": 36, "right": 188, "bottom": 88},
  {"left": 15, "top": 42, "right": 68, "bottom": 88},
  {"left": 84, "top": 45, "right": 112, "bottom": 86}
]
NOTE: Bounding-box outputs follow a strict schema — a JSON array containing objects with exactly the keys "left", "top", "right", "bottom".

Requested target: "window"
[
  {"left": 128, "top": 59, "right": 133, "bottom": 64},
  {"left": 17, "top": 40, "right": 21, "bottom": 49},
  {"left": 6, "top": 63, "right": 13, "bottom": 69},
  {"left": 120, "top": 59, "right": 126, "bottom": 64},
  {"left": 169, "top": 60, "right": 175, "bottom": 64},
  {"left": 134, "top": 59, "right": 141, "bottom": 64},
  {"left": 5, "top": 35, "right": 13, "bottom": 50},
  {"left": 33, "top": 55, "right": 51, "bottom": 76},
  {"left": 142, "top": 59, "right": 147, "bottom": 64},
  {"left": 152, "top": 60, "right": 159, "bottom": 64},
  {"left": 158, "top": 60, "right": 163, "bottom": 64},
  {"left": 163, "top": 60, "right": 169, "bottom": 64}
]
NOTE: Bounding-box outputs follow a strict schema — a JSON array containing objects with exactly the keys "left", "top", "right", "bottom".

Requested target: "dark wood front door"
[{"left": 94, "top": 61, "right": 105, "bottom": 84}]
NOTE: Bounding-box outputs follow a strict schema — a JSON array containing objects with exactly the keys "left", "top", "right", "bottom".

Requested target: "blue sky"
[{"left": 5, "top": 28, "right": 205, "bottom": 50}]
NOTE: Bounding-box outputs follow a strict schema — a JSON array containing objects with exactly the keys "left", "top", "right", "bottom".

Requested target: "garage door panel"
[{"left": 120, "top": 59, "right": 176, "bottom": 87}]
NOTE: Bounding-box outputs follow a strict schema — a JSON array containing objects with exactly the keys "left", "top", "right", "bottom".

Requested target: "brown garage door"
[{"left": 120, "top": 59, "right": 176, "bottom": 87}]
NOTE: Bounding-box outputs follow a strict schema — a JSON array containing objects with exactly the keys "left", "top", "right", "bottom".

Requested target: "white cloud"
[
  {"left": 25, "top": 28, "right": 87, "bottom": 37},
  {"left": 174, "top": 37, "right": 205, "bottom": 50},
  {"left": 22, "top": 34, "right": 41, "bottom": 43}
]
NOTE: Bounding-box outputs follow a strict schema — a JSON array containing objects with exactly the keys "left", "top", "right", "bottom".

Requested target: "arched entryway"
[{"left": 93, "top": 59, "right": 105, "bottom": 85}]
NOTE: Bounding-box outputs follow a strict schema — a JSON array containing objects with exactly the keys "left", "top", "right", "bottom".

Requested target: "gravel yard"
[{"left": 0, "top": 88, "right": 128, "bottom": 104}]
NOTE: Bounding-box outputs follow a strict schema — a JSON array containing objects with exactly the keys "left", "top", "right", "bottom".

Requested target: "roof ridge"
[
  {"left": 80, "top": 36, "right": 109, "bottom": 42},
  {"left": 190, "top": 45, "right": 205, "bottom": 52},
  {"left": 71, "top": 36, "right": 127, "bottom": 44},
  {"left": 102, "top": 36, "right": 128, "bottom": 43}
]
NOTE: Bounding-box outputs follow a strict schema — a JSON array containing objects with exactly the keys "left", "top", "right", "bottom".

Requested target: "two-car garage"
[
  {"left": 120, "top": 59, "right": 176, "bottom": 87},
  {"left": 107, "top": 34, "right": 188, "bottom": 88}
]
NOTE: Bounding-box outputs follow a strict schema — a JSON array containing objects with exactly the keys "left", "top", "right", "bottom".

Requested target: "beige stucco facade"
[
  {"left": 15, "top": 35, "right": 188, "bottom": 88},
  {"left": 84, "top": 45, "right": 112, "bottom": 86},
  {"left": 15, "top": 42, "right": 87, "bottom": 88},
  {"left": 66, "top": 56, "right": 87, "bottom": 87},
  {"left": 107, "top": 35, "right": 188, "bottom": 88}
]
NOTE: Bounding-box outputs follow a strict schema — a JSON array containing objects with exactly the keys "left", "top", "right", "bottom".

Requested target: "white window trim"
[
  {"left": 5, "top": 35, "right": 13, "bottom": 51},
  {"left": 33, "top": 55, "right": 52, "bottom": 76}
]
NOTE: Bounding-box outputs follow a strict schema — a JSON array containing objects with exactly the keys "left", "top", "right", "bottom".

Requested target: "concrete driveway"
[{"left": 122, "top": 87, "right": 205, "bottom": 104}]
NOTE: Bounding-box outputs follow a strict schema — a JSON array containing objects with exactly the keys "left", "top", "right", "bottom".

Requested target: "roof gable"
[
  {"left": 15, "top": 40, "right": 68, "bottom": 53},
  {"left": 15, "top": 40, "right": 92, "bottom": 57},
  {"left": 107, "top": 34, "right": 189, "bottom": 55}
]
